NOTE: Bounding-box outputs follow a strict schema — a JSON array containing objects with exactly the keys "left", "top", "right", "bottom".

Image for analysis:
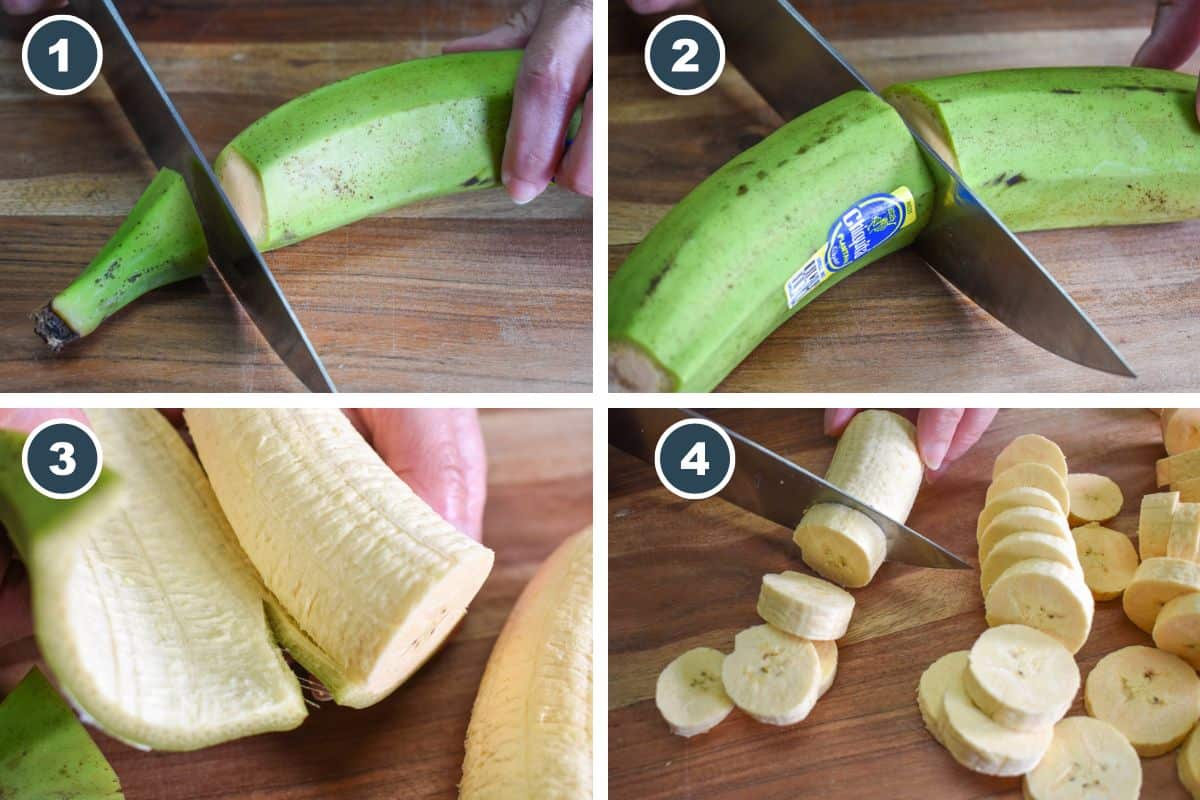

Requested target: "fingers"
[
  {"left": 916, "top": 409, "right": 966, "bottom": 472},
  {"left": 1133, "top": 0, "right": 1200, "bottom": 69},
  {"left": 351, "top": 408, "right": 488, "bottom": 542},
  {"left": 443, "top": 0, "right": 540, "bottom": 53},
  {"left": 922, "top": 408, "right": 1000, "bottom": 482},
  {"left": 1, "top": 0, "right": 66, "bottom": 14},
  {"left": 0, "top": 408, "right": 88, "bottom": 433},
  {"left": 502, "top": 0, "right": 593, "bottom": 204},
  {"left": 555, "top": 88, "right": 593, "bottom": 196},
  {"left": 626, "top": 0, "right": 696, "bottom": 12},
  {"left": 823, "top": 408, "right": 859, "bottom": 436}
]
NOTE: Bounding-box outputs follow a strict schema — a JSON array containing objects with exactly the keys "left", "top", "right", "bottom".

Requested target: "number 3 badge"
[{"left": 21, "top": 418, "right": 104, "bottom": 500}]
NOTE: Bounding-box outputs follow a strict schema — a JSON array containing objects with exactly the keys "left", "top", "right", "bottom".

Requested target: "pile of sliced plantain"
[{"left": 922, "top": 410, "right": 1200, "bottom": 798}]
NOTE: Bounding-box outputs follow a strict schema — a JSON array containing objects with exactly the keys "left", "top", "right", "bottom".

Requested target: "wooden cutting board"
[
  {"left": 0, "top": 1, "right": 591, "bottom": 392},
  {"left": 609, "top": 407, "right": 1188, "bottom": 798},
  {"left": 0, "top": 407, "right": 592, "bottom": 799},
  {"left": 610, "top": 2, "right": 1200, "bottom": 392}
]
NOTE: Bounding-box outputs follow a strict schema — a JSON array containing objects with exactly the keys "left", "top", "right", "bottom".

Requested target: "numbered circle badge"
[
  {"left": 644, "top": 14, "right": 725, "bottom": 97},
  {"left": 21, "top": 418, "right": 103, "bottom": 500},
  {"left": 22, "top": 14, "right": 103, "bottom": 97},
  {"left": 654, "top": 418, "right": 735, "bottom": 500}
]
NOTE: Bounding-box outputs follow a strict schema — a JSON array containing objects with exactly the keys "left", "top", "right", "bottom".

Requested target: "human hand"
[
  {"left": 824, "top": 408, "right": 999, "bottom": 481},
  {"left": 0, "top": 409, "right": 88, "bottom": 649},
  {"left": 1, "top": 0, "right": 65, "bottom": 13},
  {"left": 346, "top": 409, "right": 487, "bottom": 541},
  {"left": 625, "top": 0, "right": 697, "bottom": 12},
  {"left": 1133, "top": 0, "right": 1200, "bottom": 119},
  {"left": 445, "top": 0, "right": 593, "bottom": 202}
]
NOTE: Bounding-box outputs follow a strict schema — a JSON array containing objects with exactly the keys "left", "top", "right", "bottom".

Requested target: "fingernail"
[
  {"left": 922, "top": 441, "right": 949, "bottom": 472},
  {"left": 507, "top": 178, "right": 541, "bottom": 205}
]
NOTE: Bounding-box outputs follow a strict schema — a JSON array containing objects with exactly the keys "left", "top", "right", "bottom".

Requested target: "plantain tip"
[{"left": 33, "top": 304, "right": 80, "bottom": 351}]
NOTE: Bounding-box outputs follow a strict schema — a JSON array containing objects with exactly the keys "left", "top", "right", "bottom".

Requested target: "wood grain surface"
[
  {"left": 0, "top": 407, "right": 593, "bottom": 799},
  {"left": 609, "top": 407, "right": 1187, "bottom": 799},
  {"left": 0, "top": 2, "right": 591, "bottom": 392},
  {"left": 609, "top": 3, "right": 1200, "bottom": 392}
]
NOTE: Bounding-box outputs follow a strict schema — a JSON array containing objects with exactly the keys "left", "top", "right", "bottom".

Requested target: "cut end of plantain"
[
  {"left": 215, "top": 146, "right": 269, "bottom": 248},
  {"left": 351, "top": 548, "right": 494, "bottom": 707},
  {"left": 883, "top": 88, "right": 959, "bottom": 171},
  {"left": 608, "top": 340, "right": 673, "bottom": 393}
]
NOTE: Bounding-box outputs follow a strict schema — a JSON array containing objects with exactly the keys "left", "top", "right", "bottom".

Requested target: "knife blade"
[
  {"left": 69, "top": 0, "right": 336, "bottom": 392},
  {"left": 609, "top": 408, "right": 968, "bottom": 570},
  {"left": 706, "top": 0, "right": 1134, "bottom": 378}
]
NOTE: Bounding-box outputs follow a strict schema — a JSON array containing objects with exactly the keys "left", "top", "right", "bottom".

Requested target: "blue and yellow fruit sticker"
[{"left": 784, "top": 186, "right": 917, "bottom": 309}]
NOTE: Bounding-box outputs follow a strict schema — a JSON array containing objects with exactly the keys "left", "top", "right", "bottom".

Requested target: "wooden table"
[
  {"left": 1, "top": 408, "right": 592, "bottom": 799},
  {"left": 609, "top": 408, "right": 1186, "bottom": 798},
  {"left": 609, "top": 3, "right": 1200, "bottom": 392},
  {"left": 0, "top": 2, "right": 591, "bottom": 392}
]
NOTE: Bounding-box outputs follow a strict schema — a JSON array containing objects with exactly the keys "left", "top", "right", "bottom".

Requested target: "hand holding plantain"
[
  {"left": 1135, "top": 0, "right": 1200, "bottom": 119},
  {"left": 446, "top": 0, "right": 594, "bottom": 202},
  {"left": 825, "top": 409, "right": 999, "bottom": 481}
]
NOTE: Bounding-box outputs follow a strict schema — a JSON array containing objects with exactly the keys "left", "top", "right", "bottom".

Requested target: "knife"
[
  {"left": 705, "top": 0, "right": 1134, "bottom": 378},
  {"left": 609, "top": 408, "right": 969, "bottom": 570},
  {"left": 69, "top": 0, "right": 336, "bottom": 392}
]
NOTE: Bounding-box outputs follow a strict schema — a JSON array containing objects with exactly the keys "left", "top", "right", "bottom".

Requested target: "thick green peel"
[
  {"left": 0, "top": 668, "right": 124, "bottom": 800},
  {"left": 215, "top": 50, "right": 525, "bottom": 251},
  {"left": 608, "top": 90, "right": 936, "bottom": 393},
  {"left": 34, "top": 168, "right": 209, "bottom": 350},
  {"left": 0, "top": 428, "right": 120, "bottom": 564},
  {"left": 1, "top": 413, "right": 307, "bottom": 752},
  {"left": 884, "top": 67, "right": 1200, "bottom": 231}
]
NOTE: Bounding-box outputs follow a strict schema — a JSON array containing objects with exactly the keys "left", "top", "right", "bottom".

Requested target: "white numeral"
[
  {"left": 48, "top": 37, "right": 68, "bottom": 73},
  {"left": 680, "top": 441, "right": 710, "bottom": 476},
  {"left": 48, "top": 441, "right": 76, "bottom": 476},
  {"left": 671, "top": 38, "right": 700, "bottom": 73}
]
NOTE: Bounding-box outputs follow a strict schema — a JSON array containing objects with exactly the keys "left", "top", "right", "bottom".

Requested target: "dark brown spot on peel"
[
  {"left": 640, "top": 258, "right": 676, "bottom": 308},
  {"left": 1050, "top": 88, "right": 1081, "bottom": 95},
  {"left": 1005, "top": 174, "right": 1027, "bottom": 186},
  {"left": 737, "top": 185, "right": 748, "bottom": 196}
]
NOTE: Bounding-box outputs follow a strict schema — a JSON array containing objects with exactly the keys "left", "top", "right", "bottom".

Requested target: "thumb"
[
  {"left": 823, "top": 408, "right": 859, "bottom": 436},
  {"left": 916, "top": 408, "right": 966, "bottom": 472},
  {"left": 443, "top": 0, "right": 539, "bottom": 53},
  {"left": 1133, "top": 0, "right": 1200, "bottom": 69},
  {"left": 349, "top": 408, "right": 488, "bottom": 542}
]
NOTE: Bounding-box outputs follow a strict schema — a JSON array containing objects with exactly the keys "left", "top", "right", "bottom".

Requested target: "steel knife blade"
[
  {"left": 69, "top": 0, "right": 336, "bottom": 392},
  {"left": 706, "top": 0, "right": 1134, "bottom": 377},
  {"left": 609, "top": 408, "right": 968, "bottom": 570}
]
